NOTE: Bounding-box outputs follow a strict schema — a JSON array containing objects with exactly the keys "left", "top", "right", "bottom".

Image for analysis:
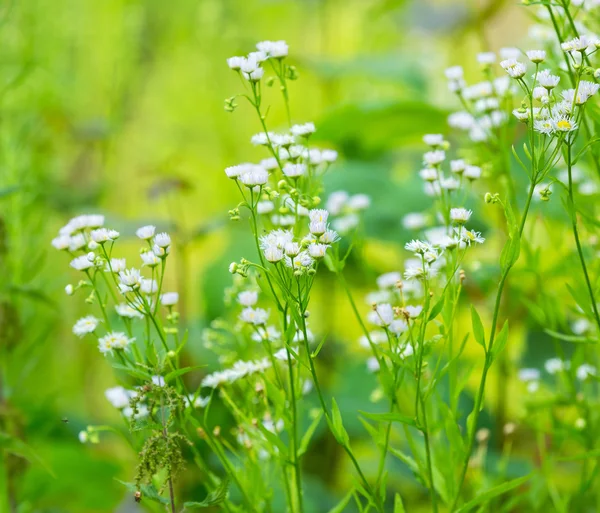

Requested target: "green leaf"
[
  {"left": 164, "top": 365, "right": 206, "bottom": 383},
  {"left": 470, "top": 305, "right": 486, "bottom": 351},
  {"left": 326, "top": 488, "right": 355, "bottom": 513},
  {"left": 330, "top": 398, "right": 350, "bottom": 446},
  {"left": 111, "top": 363, "right": 152, "bottom": 381},
  {"left": 491, "top": 321, "right": 510, "bottom": 360},
  {"left": 359, "top": 410, "right": 418, "bottom": 428},
  {"left": 544, "top": 329, "right": 598, "bottom": 344},
  {"left": 428, "top": 298, "right": 445, "bottom": 322},
  {"left": 394, "top": 493, "right": 406, "bottom": 513},
  {"left": 455, "top": 475, "right": 531, "bottom": 513},
  {"left": 115, "top": 480, "right": 168, "bottom": 505},
  {"left": 0, "top": 185, "right": 19, "bottom": 199},
  {"left": 298, "top": 411, "right": 324, "bottom": 456},
  {"left": 183, "top": 477, "right": 230, "bottom": 509},
  {"left": 0, "top": 432, "right": 55, "bottom": 477},
  {"left": 499, "top": 235, "right": 520, "bottom": 272}
]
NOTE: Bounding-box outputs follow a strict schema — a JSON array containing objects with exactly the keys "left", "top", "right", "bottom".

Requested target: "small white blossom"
[
  {"left": 98, "top": 332, "right": 135, "bottom": 354},
  {"left": 161, "top": 292, "right": 179, "bottom": 306},
  {"left": 238, "top": 290, "right": 258, "bottom": 306},
  {"left": 73, "top": 316, "right": 100, "bottom": 337},
  {"left": 136, "top": 225, "right": 156, "bottom": 240}
]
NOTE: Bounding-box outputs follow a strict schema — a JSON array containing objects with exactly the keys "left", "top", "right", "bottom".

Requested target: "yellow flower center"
[{"left": 557, "top": 120, "right": 572, "bottom": 130}]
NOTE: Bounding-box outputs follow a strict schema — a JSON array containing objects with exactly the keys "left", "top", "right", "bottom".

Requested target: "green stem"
[
  {"left": 451, "top": 182, "right": 536, "bottom": 510},
  {"left": 566, "top": 144, "right": 600, "bottom": 333}
]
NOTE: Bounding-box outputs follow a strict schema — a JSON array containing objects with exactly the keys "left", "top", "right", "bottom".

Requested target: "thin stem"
[
  {"left": 566, "top": 144, "right": 600, "bottom": 333},
  {"left": 451, "top": 182, "right": 536, "bottom": 510}
]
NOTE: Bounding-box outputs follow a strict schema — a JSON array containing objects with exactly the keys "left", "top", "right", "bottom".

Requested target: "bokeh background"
[{"left": 1, "top": 0, "right": 543, "bottom": 511}]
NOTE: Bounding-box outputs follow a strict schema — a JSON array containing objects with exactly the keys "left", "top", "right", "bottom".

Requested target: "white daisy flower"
[{"left": 73, "top": 316, "right": 101, "bottom": 337}]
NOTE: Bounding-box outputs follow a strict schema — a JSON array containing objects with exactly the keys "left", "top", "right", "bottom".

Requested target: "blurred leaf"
[
  {"left": 394, "top": 493, "right": 406, "bottom": 512},
  {"left": 330, "top": 398, "right": 350, "bottom": 446},
  {"left": 359, "top": 410, "right": 418, "bottom": 428},
  {"left": 298, "top": 411, "right": 323, "bottom": 456},
  {"left": 470, "top": 305, "right": 486, "bottom": 351},
  {"left": 455, "top": 475, "right": 531, "bottom": 513},
  {"left": 0, "top": 432, "right": 55, "bottom": 477},
  {"left": 183, "top": 477, "right": 230, "bottom": 509},
  {"left": 544, "top": 329, "right": 598, "bottom": 344},
  {"left": 316, "top": 101, "right": 448, "bottom": 156},
  {"left": 116, "top": 479, "right": 168, "bottom": 505},
  {"left": 326, "top": 487, "right": 354, "bottom": 513}
]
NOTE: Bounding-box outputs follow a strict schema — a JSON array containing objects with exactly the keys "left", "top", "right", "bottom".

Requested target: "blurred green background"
[{"left": 0, "top": 0, "right": 536, "bottom": 511}]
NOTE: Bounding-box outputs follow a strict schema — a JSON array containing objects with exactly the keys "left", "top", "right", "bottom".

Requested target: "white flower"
[
  {"left": 532, "top": 86, "right": 549, "bottom": 103},
  {"left": 321, "top": 149, "right": 338, "bottom": 162},
  {"left": 291, "top": 122, "right": 316, "bottom": 137},
  {"left": 326, "top": 191, "right": 349, "bottom": 215},
  {"left": 457, "top": 228, "right": 485, "bottom": 246},
  {"left": 441, "top": 177, "right": 459, "bottom": 190},
  {"left": 90, "top": 228, "right": 118, "bottom": 243},
  {"left": 65, "top": 284, "right": 74, "bottom": 296},
  {"left": 423, "top": 134, "right": 444, "bottom": 147},
  {"left": 73, "top": 316, "right": 100, "bottom": 337},
  {"left": 225, "top": 163, "right": 253, "bottom": 178},
  {"left": 367, "top": 303, "right": 394, "bottom": 327},
  {"left": 239, "top": 167, "right": 268, "bottom": 186},
  {"left": 238, "top": 290, "right": 258, "bottom": 306},
  {"left": 119, "top": 268, "right": 142, "bottom": 289},
  {"left": 136, "top": 225, "right": 156, "bottom": 240},
  {"left": 319, "top": 229, "right": 340, "bottom": 244},
  {"left": 161, "top": 292, "right": 179, "bottom": 306},
  {"left": 240, "top": 307, "right": 269, "bottom": 325},
  {"left": 377, "top": 272, "right": 401, "bottom": 289},
  {"left": 464, "top": 165, "right": 482, "bottom": 180},
  {"left": 500, "top": 59, "right": 527, "bottom": 78},
  {"left": 518, "top": 368, "right": 540, "bottom": 382},
  {"left": 576, "top": 364, "right": 596, "bottom": 381},
  {"left": 98, "top": 332, "right": 135, "bottom": 354},
  {"left": 246, "top": 67, "right": 264, "bottom": 82},
  {"left": 389, "top": 319, "right": 408, "bottom": 335},
  {"left": 545, "top": 358, "right": 568, "bottom": 374},
  {"left": 252, "top": 325, "right": 281, "bottom": 343},
  {"left": 51, "top": 235, "right": 71, "bottom": 250},
  {"left": 448, "top": 112, "right": 474, "bottom": 130},
  {"left": 526, "top": 50, "right": 546, "bottom": 63},
  {"left": 264, "top": 245, "right": 284, "bottom": 263},
  {"left": 308, "top": 243, "right": 329, "bottom": 259},
  {"left": 154, "top": 232, "right": 171, "bottom": 248},
  {"left": 227, "top": 56, "right": 244, "bottom": 70},
  {"left": 347, "top": 194, "right": 370, "bottom": 211},
  {"left": 257, "top": 201, "right": 275, "bottom": 214},
  {"left": 561, "top": 35, "right": 593, "bottom": 53},
  {"left": 553, "top": 115, "right": 577, "bottom": 132},
  {"left": 287, "top": 251, "right": 314, "bottom": 270},
  {"left": 534, "top": 118, "right": 554, "bottom": 135},
  {"left": 537, "top": 70, "right": 560, "bottom": 89},
  {"left": 450, "top": 160, "right": 466, "bottom": 174},
  {"left": 405, "top": 240, "right": 431, "bottom": 254},
  {"left": 402, "top": 212, "right": 427, "bottom": 230},
  {"left": 105, "top": 386, "right": 134, "bottom": 409},
  {"left": 152, "top": 375, "right": 165, "bottom": 387},
  {"left": 404, "top": 305, "right": 422, "bottom": 318},
  {"left": 332, "top": 214, "right": 359, "bottom": 234},
  {"left": 450, "top": 208, "right": 472, "bottom": 224},
  {"left": 367, "top": 357, "right": 380, "bottom": 373},
  {"left": 108, "top": 258, "right": 126, "bottom": 273},
  {"left": 78, "top": 431, "right": 89, "bottom": 443},
  {"left": 445, "top": 66, "right": 464, "bottom": 80},
  {"left": 309, "top": 209, "right": 329, "bottom": 234},
  {"left": 141, "top": 279, "right": 158, "bottom": 294},
  {"left": 500, "top": 47, "right": 520, "bottom": 60},
  {"left": 283, "top": 163, "right": 306, "bottom": 178},
  {"left": 115, "top": 303, "right": 144, "bottom": 319},
  {"left": 284, "top": 241, "right": 302, "bottom": 256},
  {"left": 419, "top": 168, "right": 438, "bottom": 182},
  {"left": 256, "top": 40, "right": 288, "bottom": 58},
  {"left": 513, "top": 109, "right": 530, "bottom": 122},
  {"left": 477, "top": 52, "right": 496, "bottom": 65},
  {"left": 70, "top": 255, "right": 95, "bottom": 271},
  {"left": 141, "top": 251, "right": 160, "bottom": 267},
  {"left": 423, "top": 150, "right": 445, "bottom": 166}
]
